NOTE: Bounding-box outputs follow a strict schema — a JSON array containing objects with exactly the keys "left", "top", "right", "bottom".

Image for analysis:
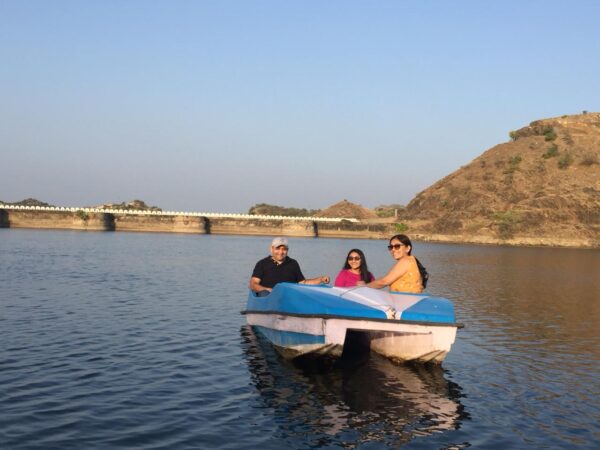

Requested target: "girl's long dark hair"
[{"left": 343, "top": 248, "right": 371, "bottom": 283}]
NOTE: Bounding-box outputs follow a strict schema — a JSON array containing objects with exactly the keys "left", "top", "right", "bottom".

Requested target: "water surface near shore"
[{"left": 1, "top": 229, "right": 599, "bottom": 449}]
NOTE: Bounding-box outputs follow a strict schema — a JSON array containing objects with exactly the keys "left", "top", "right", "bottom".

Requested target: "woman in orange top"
[{"left": 366, "top": 234, "right": 423, "bottom": 294}]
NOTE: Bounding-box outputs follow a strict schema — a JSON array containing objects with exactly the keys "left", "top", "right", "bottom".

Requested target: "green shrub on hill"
[
  {"left": 542, "top": 144, "right": 559, "bottom": 159},
  {"left": 504, "top": 155, "right": 522, "bottom": 174},
  {"left": 503, "top": 155, "right": 523, "bottom": 185},
  {"left": 394, "top": 222, "right": 409, "bottom": 232},
  {"left": 75, "top": 210, "right": 89, "bottom": 221},
  {"left": 543, "top": 126, "right": 557, "bottom": 141},
  {"left": 558, "top": 153, "right": 574, "bottom": 169},
  {"left": 492, "top": 210, "right": 522, "bottom": 239}
]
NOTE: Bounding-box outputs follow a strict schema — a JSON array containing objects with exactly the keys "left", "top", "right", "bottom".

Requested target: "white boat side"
[{"left": 243, "top": 283, "right": 461, "bottom": 364}]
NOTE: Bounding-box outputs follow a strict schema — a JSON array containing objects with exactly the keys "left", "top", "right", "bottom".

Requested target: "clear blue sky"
[{"left": 1, "top": 1, "right": 599, "bottom": 212}]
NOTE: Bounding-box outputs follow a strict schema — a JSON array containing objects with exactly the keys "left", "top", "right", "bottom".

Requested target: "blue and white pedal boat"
[{"left": 243, "top": 283, "right": 462, "bottom": 364}]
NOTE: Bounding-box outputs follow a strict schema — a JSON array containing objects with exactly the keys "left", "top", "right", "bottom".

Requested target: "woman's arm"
[{"left": 366, "top": 259, "right": 408, "bottom": 289}]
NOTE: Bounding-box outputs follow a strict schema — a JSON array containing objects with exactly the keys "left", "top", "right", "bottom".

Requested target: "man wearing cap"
[{"left": 249, "top": 237, "right": 330, "bottom": 297}]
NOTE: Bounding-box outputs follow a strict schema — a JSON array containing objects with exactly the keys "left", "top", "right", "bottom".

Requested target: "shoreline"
[
  {"left": 1, "top": 208, "right": 598, "bottom": 249},
  {"left": 409, "top": 233, "right": 599, "bottom": 250}
]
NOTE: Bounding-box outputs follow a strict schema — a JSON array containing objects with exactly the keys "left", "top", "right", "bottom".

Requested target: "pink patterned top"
[{"left": 334, "top": 269, "right": 375, "bottom": 287}]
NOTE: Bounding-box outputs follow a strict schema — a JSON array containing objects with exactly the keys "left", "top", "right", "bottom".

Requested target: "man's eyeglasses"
[
  {"left": 347, "top": 256, "right": 361, "bottom": 261},
  {"left": 387, "top": 244, "right": 405, "bottom": 251}
]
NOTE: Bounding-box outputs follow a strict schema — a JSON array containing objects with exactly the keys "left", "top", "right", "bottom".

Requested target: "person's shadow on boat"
[{"left": 240, "top": 325, "right": 469, "bottom": 448}]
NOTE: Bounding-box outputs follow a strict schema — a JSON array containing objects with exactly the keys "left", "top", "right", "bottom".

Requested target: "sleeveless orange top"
[{"left": 389, "top": 255, "right": 423, "bottom": 294}]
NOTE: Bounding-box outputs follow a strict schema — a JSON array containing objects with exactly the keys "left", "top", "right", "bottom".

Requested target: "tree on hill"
[
  {"left": 2, "top": 198, "right": 54, "bottom": 207},
  {"left": 95, "top": 200, "right": 162, "bottom": 211},
  {"left": 248, "top": 203, "right": 320, "bottom": 217}
]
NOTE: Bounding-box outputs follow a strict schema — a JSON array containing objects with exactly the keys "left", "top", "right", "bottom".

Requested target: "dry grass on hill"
[
  {"left": 317, "top": 200, "right": 378, "bottom": 219},
  {"left": 403, "top": 112, "right": 600, "bottom": 246}
]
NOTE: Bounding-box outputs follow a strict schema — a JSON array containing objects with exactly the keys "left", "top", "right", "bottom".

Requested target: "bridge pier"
[{"left": 0, "top": 209, "right": 8, "bottom": 228}]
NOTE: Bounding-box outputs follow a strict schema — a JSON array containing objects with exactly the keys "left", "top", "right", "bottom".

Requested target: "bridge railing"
[{"left": 0, "top": 204, "right": 359, "bottom": 223}]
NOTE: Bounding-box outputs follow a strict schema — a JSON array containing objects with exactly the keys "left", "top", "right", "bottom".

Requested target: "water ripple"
[{"left": 1, "top": 231, "right": 599, "bottom": 449}]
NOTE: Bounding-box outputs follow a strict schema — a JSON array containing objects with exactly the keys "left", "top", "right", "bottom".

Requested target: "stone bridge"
[
  {"left": 0, "top": 204, "right": 357, "bottom": 223},
  {"left": 0, "top": 204, "right": 391, "bottom": 239}
]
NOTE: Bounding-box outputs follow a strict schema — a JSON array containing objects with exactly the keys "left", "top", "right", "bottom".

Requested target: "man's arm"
[
  {"left": 249, "top": 276, "right": 271, "bottom": 293},
  {"left": 300, "top": 275, "right": 330, "bottom": 285},
  {"left": 291, "top": 259, "right": 329, "bottom": 285}
]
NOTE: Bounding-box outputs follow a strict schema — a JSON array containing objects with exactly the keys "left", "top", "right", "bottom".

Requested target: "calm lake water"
[{"left": 1, "top": 229, "right": 599, "bottom": 449}]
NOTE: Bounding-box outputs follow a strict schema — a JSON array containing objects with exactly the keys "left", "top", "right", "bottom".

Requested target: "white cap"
[{"left": 271, "top": 237, "right": 289, "bottom": 248}]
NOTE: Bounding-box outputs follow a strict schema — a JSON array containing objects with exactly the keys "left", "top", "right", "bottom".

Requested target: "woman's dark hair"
[
  {"left": 342, "top": 248, "right": 371, "bottom": 283},
  {"left": 389, "top": 234, "right": 412, "bottom": 255}
]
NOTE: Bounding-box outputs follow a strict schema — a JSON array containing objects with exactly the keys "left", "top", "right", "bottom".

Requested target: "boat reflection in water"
[{"left": 241, "top": 326, "right": 468, "bottom": 447}]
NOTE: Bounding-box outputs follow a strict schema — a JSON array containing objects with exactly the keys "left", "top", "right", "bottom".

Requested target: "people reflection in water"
[
  {"left": 240, "top": 326, "right": 466, "bottom": 447},
  {"left": 334, "top": 249, "right": 375, "bottom": 287}
]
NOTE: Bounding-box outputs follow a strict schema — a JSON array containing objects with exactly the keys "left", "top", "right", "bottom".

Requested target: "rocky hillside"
[{"left": 404, "top": 112, "right": 600, "bottom": 247}]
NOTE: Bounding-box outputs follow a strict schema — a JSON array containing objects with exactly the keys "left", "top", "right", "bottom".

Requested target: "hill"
[
  {"left": 0, "top": 198, "right": 54, "bottom": 207},
  {"left": 403, "top": 112, "right": 600, "bottom": 247},
  {"left": 317, "top": 200, "right": 378, "bottom": 219}
]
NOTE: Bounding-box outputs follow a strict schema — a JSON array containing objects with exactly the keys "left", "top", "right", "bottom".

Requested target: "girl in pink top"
[{"left": 334, "top": 249, "right": 375, "bottom": 287}]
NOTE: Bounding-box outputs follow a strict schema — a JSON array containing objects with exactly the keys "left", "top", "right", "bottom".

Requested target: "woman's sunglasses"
[
  {"left": 347, "top": 256, "right": 361, "bottom": 261},
  {"left": 387, "top": 244, "right": 405, "bottom": 251}
]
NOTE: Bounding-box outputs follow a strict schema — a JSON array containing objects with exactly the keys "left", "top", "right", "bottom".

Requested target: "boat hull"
[{"left": 244, "top": 283, "right": 460, "bottom": 364}]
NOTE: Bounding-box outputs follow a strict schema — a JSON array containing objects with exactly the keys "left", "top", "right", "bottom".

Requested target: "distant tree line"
[
  {"left": 100, "top": 200, "right": 162, "bottom": 211},
  {"left": 0, "top": 198, "right": 163, "bottom": 211},
  {"left": 0, "top": 198, "right": 53, "bottom": 207},
  {"left": 248, "top": 203, "right": 321, "bottom": 217}
]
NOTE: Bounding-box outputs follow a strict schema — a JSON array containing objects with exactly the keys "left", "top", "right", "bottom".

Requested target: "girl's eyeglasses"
[
  {"left": 387, "top": 244, "right": 404, "bottom": 251},
  {"left": 347, "top": 256, "right": 361, "bottom": 261}
]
